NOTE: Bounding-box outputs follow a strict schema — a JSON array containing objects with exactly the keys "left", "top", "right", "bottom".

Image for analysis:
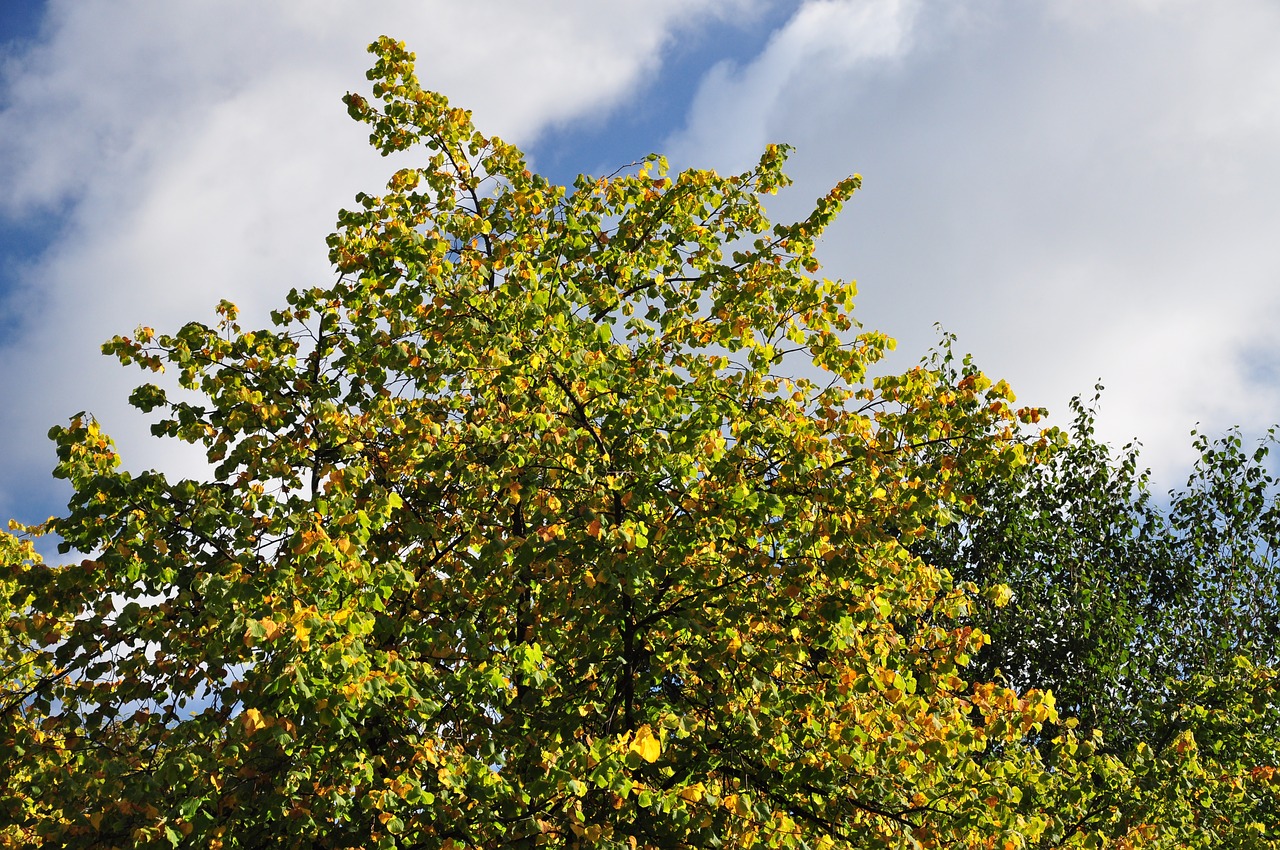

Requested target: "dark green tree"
[{"left": 914, "top": 387, "right": 1280, "bottom": 844}]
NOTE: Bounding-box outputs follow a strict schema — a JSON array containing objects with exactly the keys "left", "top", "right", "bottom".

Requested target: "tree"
[
  {"left": 912, "top": 391, "right": 1183, "bottom": 749},
  {"left": 0, "top": 37, "right": 1247, "bottom": 849},
  {"left": 914, "top": 390, "right": 1280, "bottom": 845}
]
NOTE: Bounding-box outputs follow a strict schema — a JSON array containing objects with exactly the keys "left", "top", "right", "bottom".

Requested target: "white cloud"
[
  {"left": 0, "top": 0, "right": 753, "bottom": 521},
  {"left": 6, "top": 0, "right": 1279, "bottom": 525},
  {"left": 665, "top": 0, "right": 1280, "bottom": 483},
  {"left": 669, "top": 0, "right": 920, "bottom": 173}
]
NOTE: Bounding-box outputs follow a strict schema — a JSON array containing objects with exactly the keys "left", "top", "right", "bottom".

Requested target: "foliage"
[
  {"left": 2, "top": 36, "right": 1276, "bottom": 849},
  {"left": 912, "top": 392, "right": 1181, "bottom": 746},
  {"left": 914, "top": 390, "right": 1280, "bottom": 844},
  {"left": 1168, "top": 426, "right": 1280, "bottom": 670}
]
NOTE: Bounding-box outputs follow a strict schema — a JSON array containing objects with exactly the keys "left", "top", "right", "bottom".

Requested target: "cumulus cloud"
[
  {"left": 669, "top": 0, "right": 920, "bottom": 173},
  {"left": 0, "top": 0, "right": 754, "bottom": 522},
  {"left": 6, "top": 0, "right": 1279, "bottom": 527},
  {"left": 666, "top": 0, "right": 1280, "bottom": 482}
]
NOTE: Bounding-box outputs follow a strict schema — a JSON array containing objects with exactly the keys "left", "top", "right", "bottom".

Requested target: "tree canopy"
[
  {"left": 915, "top": 390, "right": 1280, "bottom": 844},
  {"left": 2, "top": 37, "right": 1277, "bottom": 849}
]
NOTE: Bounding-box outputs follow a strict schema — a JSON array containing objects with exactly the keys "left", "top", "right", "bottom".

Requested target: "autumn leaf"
[
  {"left": 629, "top": 725, "right": 661, "bottom": 763},
  {"left": 240, "top": 708, "right": 269, "bottom": 735}
]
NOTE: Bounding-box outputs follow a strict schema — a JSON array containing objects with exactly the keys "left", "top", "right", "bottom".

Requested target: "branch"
[{"left": 546, "top": 367, "right": 609, "bottom": 460}]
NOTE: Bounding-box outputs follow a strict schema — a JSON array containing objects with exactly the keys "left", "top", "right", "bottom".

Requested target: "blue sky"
[{"left": 4, "top": 0, "right": 1280, "bottom": 529}]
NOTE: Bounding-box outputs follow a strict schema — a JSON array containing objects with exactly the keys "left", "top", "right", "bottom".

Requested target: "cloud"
[
  {"left": 6, "top": 0, "right": 1279, "bottom": 528},
  {"left": 669, "top": 0, "right": 921, "bottom": 173},
  {"left": 665, "top": 0, "right": 1280, "bottom": 482},
  {"left": 0, "top": 0, "right": 753, "bottom": 522}
]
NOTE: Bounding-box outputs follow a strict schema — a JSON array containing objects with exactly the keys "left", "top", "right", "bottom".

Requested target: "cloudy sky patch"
[
  {"left": 3, "top": 0, "right": 1279, "bottom": 526},
  {"left": 663, "top": 0, "right": 1280, "bottom": 475}
]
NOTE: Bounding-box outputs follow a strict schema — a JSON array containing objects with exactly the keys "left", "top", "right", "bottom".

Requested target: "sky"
[{"left": 3, "top": 0, "right": 1280, "bottom": 529}]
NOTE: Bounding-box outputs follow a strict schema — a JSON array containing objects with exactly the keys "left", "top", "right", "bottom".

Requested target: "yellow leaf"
[
  {"left": 241, "top": 708, "right": 268, "bottom": 735},
  {"left": 292, "top": 601, "right": 314, "bottom": 650},
  {"left": 723, "top": 793, "right": 751, "bottom": 817},
  {"left": 294, "top": 621, "right": 312, "bottom": 650},
  {"left": 987, "top": 584, "right": 1013, "bottom": 608},
  {"left": 630, "top": 724, "right": 661, "bottom": 763},
  {"left": 679, "top": 783, "right": 704, "bottom": 802},
  {"left": 259, "top": 617, "right": 283, "bottom": 641}
]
